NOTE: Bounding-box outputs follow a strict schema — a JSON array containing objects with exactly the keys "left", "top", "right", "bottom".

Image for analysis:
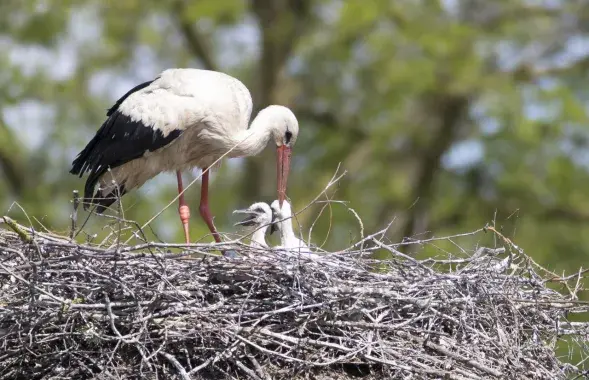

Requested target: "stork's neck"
[
  {"left": 278, "top": 217, "right": 298, "bottom": 246},
  {"left": 231, "top": 112, "right": 275, "bottom": 157},
  {"left": 251, "top": 226, "right": 269, "bottom": 248}
]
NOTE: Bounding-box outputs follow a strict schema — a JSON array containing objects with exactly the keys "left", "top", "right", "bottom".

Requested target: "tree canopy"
[{"left": 2, "top": 0, "right": 589, "bottom": 276}]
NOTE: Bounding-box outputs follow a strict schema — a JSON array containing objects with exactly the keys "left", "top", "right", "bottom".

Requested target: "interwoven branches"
[{"left": 0, "top": 218, "right": 588, "bottom": 380}]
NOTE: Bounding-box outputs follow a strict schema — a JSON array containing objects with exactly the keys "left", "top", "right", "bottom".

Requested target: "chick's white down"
[
  {"left": 270, "top": 200, "right": 310, "bottom": 253},
  {"left": 233, "top": 202, "right": 273, "bottom": 248}
]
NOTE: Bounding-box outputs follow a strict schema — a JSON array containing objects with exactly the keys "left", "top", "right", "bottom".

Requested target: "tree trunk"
[
  {"left": 401, "top": 94, "right": 469, "bottom": 245},
  {"left": 241, "top": 0, "right": 310, "bottom": 201},
  {"left": 0, "top": 119, "right": 26, "bottom": 195}
]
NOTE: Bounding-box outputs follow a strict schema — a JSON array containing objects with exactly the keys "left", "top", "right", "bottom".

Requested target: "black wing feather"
[{"left": 71, "top": 108, "right": 182, "bottom": 212}]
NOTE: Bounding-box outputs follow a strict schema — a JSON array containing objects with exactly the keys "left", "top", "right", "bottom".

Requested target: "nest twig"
[{"left": 0, "top": 216, "right": 588, "bottom": 380}]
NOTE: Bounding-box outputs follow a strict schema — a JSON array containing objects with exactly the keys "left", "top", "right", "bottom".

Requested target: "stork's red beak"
[{"left": 276, "top": 145, "right": 291, "bottom": 208}]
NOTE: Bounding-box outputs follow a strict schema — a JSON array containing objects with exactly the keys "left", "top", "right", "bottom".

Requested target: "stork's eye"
[
  {"left": 285, "top": 131, "right": 292, "bottom": 144},
  {"left": 253, "top": 207, "right": 265, "bottom": 214}
]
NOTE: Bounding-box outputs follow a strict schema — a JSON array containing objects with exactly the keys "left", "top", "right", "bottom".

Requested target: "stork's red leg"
[
  {"left": 176, "top": 170, "right": 191, "bottom": 244},
  {"left": 199, "top": 167, "right": 222, "bottom": 243}
]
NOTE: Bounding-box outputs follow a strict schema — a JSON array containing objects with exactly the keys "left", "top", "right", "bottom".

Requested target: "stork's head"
[
  {"left": 262, "top": 105, "right": 299, "bottom": 208},
  {"left": 269, "top": 199, "right": 293, "bottom": 235},
  {"left": 233, "top": 202, "right": 273, "bottom": 229}
]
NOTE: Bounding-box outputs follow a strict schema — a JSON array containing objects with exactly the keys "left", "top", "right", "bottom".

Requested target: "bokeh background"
[{"left": 1, "top": 0, "right": 589, "bottom": 276}]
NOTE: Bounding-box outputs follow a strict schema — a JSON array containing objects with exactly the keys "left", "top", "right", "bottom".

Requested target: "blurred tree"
[
  {"left": 1, "top": 0, "right": 589, "bottom": 276},
  {"left": 0, "top": 118, "right": 26, "bottom": 195}
]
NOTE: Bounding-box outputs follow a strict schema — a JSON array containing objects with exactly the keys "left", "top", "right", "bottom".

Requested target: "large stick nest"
[{"left": 0, "top": 217, "right": 588, "bottom": 380}]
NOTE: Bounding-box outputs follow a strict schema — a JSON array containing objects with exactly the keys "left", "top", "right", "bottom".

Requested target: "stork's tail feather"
[
  {"left": 70, "top": 131, "right": 103, "bottom": 178},
  {"left": 70, "top": 155, "right": 87, "bottom": 177}
]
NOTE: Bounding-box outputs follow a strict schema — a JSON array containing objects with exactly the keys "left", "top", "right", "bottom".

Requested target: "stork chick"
[
  {"left": 233, "top": 202, "right": 272, "bottom": 248},
  {"left": 270, "top": 200, "right": 311, "bottom": 253}
]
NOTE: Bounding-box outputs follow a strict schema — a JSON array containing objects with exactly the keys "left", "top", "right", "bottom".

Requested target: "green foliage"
[{"left": 1, "top": 1, "right": 589, "bottom": 282}]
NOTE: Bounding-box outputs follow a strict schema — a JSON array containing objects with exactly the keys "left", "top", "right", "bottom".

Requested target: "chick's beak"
[
  {"left": 276, "top": 145, "right": 291, "bottom": 208},
  {"left": 233, "top": 209, "right": 258, "bottom": 227},
  {"left": 269, "top": 222, "right": 278, "bottom": 235},
  {"left": 269, "top": 209, "right": 277, "bottom": 235}
]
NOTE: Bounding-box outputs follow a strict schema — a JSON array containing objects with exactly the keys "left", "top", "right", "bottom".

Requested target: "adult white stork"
[
  {"left": 70, "top": 68, "right": 299, "bottom": 248},
  {"left": 233, "top": 202, "right": 273, "bottom": 248}
]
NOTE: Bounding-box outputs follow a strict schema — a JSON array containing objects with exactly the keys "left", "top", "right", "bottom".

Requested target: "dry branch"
[{"left": 0, "top": 218, "right": 587, "bottom": 380}]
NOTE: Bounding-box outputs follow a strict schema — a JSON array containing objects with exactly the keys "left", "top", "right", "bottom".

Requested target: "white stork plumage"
[
  {"left": 269, "top": 199, "right": 311, "bottom": 253},
  {"left": 233, "top": 202, "right": 273, "bottom": 248},
  {"left": 70, "top": 68, "right": 299, "bottom": 248}
]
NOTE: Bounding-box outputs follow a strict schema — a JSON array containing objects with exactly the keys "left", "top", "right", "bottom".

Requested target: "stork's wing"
[
  {"left": 70, "top": 79, "right": 183, "bottom": 203},
  {"left": 106, "top": 79, "right": 155, "bottom": 117}
]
